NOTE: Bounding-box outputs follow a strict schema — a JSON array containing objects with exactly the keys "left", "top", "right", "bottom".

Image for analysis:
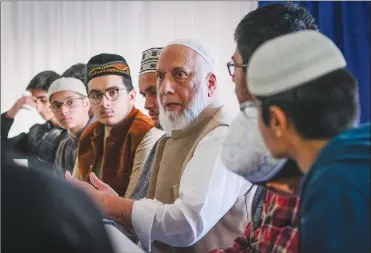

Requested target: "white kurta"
[{"left": 131, "top": 126, "right": 257, "bottom": 252}]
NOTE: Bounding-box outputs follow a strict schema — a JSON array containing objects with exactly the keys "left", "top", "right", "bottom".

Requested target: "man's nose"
[
  {"left": 144, "top": 96, "right": 155, "bottom": 111},
  {"left": 36, "top": 100, "right": 43, "bottom": 113},
  {"left": 100, "top": 95, "right": 111, "bottom": 107},
  {"left": 60, "top": 104, "right": 69, "bottom": 115},
  {"left": 159, "top": 76, "right": 175, "bottom": 95}
]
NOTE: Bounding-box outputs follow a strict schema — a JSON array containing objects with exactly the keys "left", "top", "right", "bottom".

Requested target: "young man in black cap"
[
  {"left": 1, "top": 70, "right": 68, "bottom": 173},
  {"left": 71, "top": 53, "right": 157, "bottom": 198}
]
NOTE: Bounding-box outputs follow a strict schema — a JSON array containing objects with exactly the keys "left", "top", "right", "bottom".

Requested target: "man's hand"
[
  {"left": 65, "top": 171, "right": 134, "bottom": 227},
  {"left": 6, "top": 96, "right": 37, "bottom": 119},
  {"left": 65, "top": 171, "right": 110, "bottom": 207},
  {"left": 89, "top": 172, "right": 119, "bottom": 197}
]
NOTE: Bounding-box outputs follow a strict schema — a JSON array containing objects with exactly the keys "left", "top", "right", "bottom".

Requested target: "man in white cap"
[
  {"left": 247, "top": 30, "right": 368, "bottom": 253},
  {"left": 212, "top": 4, "right": 317, "bottom": 253},
  {"left": 66, "top": 38, "right": 256, "bottom": 253},
  {"left": 48, "top": 77, "right": 96, "bottom": 173},
  {"left": 130, "top": 47, "right": 165, "bottom": 200}
]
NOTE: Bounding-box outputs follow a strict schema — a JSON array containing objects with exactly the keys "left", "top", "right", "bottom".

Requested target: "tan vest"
[{"left": 146, "top": 101, "right": 236, "bottom": 253}]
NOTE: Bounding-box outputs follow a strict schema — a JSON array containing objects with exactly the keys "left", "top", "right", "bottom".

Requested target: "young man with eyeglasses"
[
  {"left": 1, "top": 70, "right": 69, "bottom": 173},
  {"left": 71, "top": 53, "right": 156, "bottom": 199},
  {"left": 48, "top": 77, "right": 96, "bottom": 173},
  {"left": 212, "top": 3, "right": 318, "bottom": 253}
]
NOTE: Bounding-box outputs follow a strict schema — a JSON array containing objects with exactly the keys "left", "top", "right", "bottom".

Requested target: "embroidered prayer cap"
[
  {"left": 247, "top": 30, "right": 347, "bottom": 96},
  {"left": 165, "top": 38, "right": 217, "bottom": 72},
  {"left": 139, "top": 47, "right": 163, "bottom": 76},
  {"left": 48, "top": 77, "right": 87, "bottom": 100},
  {"left": 87, "top": 53, "right": 131, "bottom": 83}
]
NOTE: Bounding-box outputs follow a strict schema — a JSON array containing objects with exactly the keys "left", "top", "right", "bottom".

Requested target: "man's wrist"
[
  {"left": 5, "top": 110, "right": 16, "bottom": 119},
  {"left": 102, "top": 194, "right": 134, "bottom": 229}
]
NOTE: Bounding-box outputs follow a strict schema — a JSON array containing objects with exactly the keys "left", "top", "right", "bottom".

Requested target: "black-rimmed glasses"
[
  {"left": 88, "top": 88, "right": 127, "bottom": 105},
  {"left": 227, "top": 61, "right": 248, "bottom": 77},
  {"left": 50, "top": 97, "right": 85, "bottom": 112}
]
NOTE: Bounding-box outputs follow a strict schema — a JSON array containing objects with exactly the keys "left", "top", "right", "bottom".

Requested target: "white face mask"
[{"left": 221, "top": 103, "right": 287, "bottom": 183}]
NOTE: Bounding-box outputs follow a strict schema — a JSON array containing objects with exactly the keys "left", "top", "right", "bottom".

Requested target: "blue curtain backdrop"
[{"left": 258, "top": 1, "right": 370, "bottom": 123}]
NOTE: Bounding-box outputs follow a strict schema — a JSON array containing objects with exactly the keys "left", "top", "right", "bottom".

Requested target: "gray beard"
[{"left": 158, "top": 87, "right": 209, "bottom": 132}]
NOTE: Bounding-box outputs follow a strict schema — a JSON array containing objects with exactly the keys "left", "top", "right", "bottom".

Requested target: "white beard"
[{"left": 158, "top": 83, "right": 209, "bottom": 132}]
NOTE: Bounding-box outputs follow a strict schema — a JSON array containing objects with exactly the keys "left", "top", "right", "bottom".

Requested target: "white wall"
[{"left": 1, "top": 1, "right": 257, "bottom": 136}]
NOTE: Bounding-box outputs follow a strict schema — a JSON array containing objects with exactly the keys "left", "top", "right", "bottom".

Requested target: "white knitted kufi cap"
[
  {"left": 247, "top": 30, "right": 347, "bottom": 96},
  {"left": 48, "top": 77, "right": 87, "bottom": 99},
  {"left": 166, "top": 38, "right": 217, "bottom": 72}
]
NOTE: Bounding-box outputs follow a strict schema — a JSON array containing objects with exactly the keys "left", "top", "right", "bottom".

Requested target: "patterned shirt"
[{"left": 210, "top": 191, "right": 300, "bottom": 253}]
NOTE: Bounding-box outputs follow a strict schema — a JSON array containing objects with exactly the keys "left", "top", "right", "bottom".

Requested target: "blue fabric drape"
[{"left": 258, "top": 1, "right": 370, "bottom": 123}]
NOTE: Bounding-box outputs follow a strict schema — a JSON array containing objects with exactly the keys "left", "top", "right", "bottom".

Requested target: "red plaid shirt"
[{"left": 210, "top": 191, "right": 300, "bottom": 253}]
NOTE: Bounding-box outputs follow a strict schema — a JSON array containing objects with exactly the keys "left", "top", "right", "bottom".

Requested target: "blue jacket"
[{"left": 299, "top": 122, "right": 370, "bottom": 253}]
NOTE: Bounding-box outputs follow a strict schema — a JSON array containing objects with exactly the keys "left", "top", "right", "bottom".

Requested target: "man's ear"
[
  {"left": 84, "top": 98, "right": 91, "bottom": 112},
  {"left": 269, "top": 106, "right": 289, "bottom": 139},
  {"left": 207, "top": 73, "right": 217, "bottom": 97},
  {"left": 128, "top": 89, "right": 137, "bottom": 101}
]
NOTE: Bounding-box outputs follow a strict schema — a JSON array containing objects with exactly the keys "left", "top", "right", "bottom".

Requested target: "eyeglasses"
[
  {"left": 227, "top": 61, "right": 248, "bottom": 77},
  {"left": 88, "top": 88, "right": 127, "bottom": 105},
  {"left": 50, "top": 97, "right": 85, "bottom": 112}
]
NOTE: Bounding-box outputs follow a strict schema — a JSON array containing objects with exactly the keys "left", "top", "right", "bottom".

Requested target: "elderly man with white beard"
[{"left": 65, "top": 39, "right": 257, "bottom": 253}]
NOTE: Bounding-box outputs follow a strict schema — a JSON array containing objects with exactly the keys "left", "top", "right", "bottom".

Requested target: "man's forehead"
[
  {"left": 138, "top": 72, "right": 157, "bottom": 91},
  {"left": 232, "top": 48, "right": 242, "bottom": 62},
  {"left": 50, "top": 91, "right": 80, "bottom": 102},
  {"left": 158, "top": 45, "right": 197, "bottom": 68},
  {"left": 88, "top": 75, "right": 124, "bottom": 91},
  {"left": 30, "top": 89, "right": 47, "bottom": 96}
]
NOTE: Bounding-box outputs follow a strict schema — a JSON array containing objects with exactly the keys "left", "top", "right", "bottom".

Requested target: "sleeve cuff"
[{"left": 132, "top": 198, "right": 162, "bottom": 252}]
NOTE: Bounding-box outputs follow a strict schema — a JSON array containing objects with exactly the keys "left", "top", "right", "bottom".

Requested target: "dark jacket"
[
  {"left": 1, "top": 112, "right": 68, "bottom": 174},
  {"left": 54, "top": 116, "right": 96, "bottom": 173},
  {"left": 299, "top": 122, "right": 370, "bottom": 253},
  {"left": 130, "top": 135, "right": 164, "bottom": 200}
]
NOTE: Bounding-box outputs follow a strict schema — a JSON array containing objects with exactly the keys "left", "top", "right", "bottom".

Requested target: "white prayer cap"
[
  {"left": 165, "top": 38, "right": 217, "bottom": 72},
  {"left": 48, "top": 77, "right": 87, "bottom": 99},
  {"left": 247, "top": 30, "right": 347, "bottom": 96}
]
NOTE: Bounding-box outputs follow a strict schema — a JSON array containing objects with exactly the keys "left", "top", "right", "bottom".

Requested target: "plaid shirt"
[{"left": 210, "top": 191, "right": 300, "bottom": 253}]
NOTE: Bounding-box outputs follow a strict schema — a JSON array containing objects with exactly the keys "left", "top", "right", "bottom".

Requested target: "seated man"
[
  {"left": 1, "top": 70, "right": 68, "bottom": 173},
  {"left": 212, "top": 4, "right": 317, "bottom": 252},
  {"left": 73, "top": 53, "right": 157, "bottom": 198},
  {"left": 48, "top": 77, "right": 96, "bottom": 173},
  {"left": 247, "top": 31, "right": 369, "bottom": 253},
  {"left": 66, "top": 39, "right": 257, "bottom": 253},
  {"left": 131, "top": 47, "right": 165, "bottom": 200}
]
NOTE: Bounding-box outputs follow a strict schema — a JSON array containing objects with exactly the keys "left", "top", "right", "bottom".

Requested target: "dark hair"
[
  {"left": 123, "top": 75, "right": 134, "bottom": 91},
  {"left": 2, "top": 161, "right": 115, "bottom": 253},
  {"left": 26, "top": 70, "right": 60, "bottom": 91},
  {"left": 235, "top": 2, "right": 318, "bottom": 64},
  {"left": 61, "top": 63, "right": 88, "bottom": 87},
  {"left": 257, "top": 69, "right": 360, "bottom": 139},
  {"left": 270, "top": 159, "right": 303, "bottom": 181}
]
